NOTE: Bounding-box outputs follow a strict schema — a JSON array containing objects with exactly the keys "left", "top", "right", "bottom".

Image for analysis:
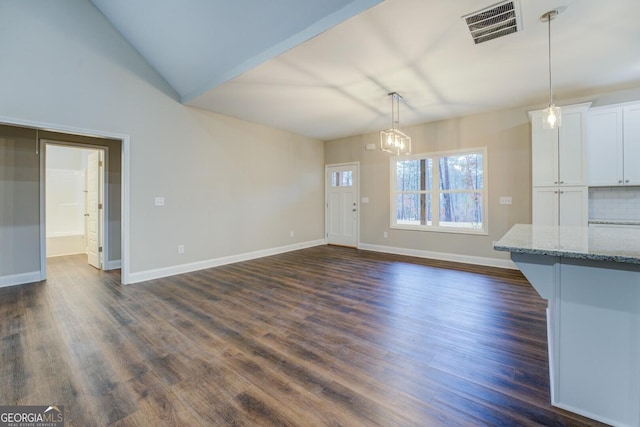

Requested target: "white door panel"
[
  {"left": 86, "top": 150, "right": 103, "bottom": 269},
  {"left": 326, "top": 164, "right": 358, "bottom": 247}
]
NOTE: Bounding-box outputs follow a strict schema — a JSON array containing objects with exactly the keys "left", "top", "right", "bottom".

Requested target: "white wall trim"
[
  {"left": 106, "top": 260, "right": 122, "bottom": 270},
  {"left": 358, "top": 243, "right": 517, "bottom": 270},
  {"left": 0, "top": 271, "right": 42, "bottom": 288},
  {"left": 127, "top": 239, "right": 326, "bottom": 284}
]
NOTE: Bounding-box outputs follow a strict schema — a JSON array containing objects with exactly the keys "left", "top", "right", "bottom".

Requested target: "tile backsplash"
[{"left": 589, "top": 187, "right": 640, "bottom": 221}]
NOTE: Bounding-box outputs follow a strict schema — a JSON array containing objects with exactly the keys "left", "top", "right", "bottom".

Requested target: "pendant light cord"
[{"left": 547, "top": 15, "right": 553, "bottom": 105}]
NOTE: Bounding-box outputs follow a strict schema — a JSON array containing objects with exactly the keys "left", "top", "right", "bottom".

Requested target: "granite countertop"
[
  {"left": 494, "top": 224, "right": 640, "bottom": 264},
  {"left": 588, "top": 219, "right": 640, "bottom": 226}
]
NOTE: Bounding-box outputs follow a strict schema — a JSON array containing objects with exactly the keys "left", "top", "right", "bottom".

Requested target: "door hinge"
[
  {"left": 98, "top": 203, "right": 103, "bottom": 210},
  {"left": 98, "top": 247, "right": 103, "bottom": 253},
  {"left": 98, "top": 160, "right": 103, "bottom": 167}
]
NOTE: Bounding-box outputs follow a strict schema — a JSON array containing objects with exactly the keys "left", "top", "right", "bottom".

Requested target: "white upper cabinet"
[
  {"left": 588, "top": 101, "right": 640, "bottom": 186},
  {"left": 531, "top": 103, "right": 590, "bottom": 187},
  {"left": 623, "top": 103, "right": 640, "bottom": 185},
  {"left": 530, "top": 103, "right": 590, "bottom": 227},
  {"left": 587, "top": 106, "right": 623, "bottom": 185}
]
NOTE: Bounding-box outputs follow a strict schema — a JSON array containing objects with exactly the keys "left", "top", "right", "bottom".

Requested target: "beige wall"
[
  {"left": 0, "top": 1, "right": 324, "bottom": 284},
  {"left": 325, "top": 84, "right": 640, "bottom": 264},
  {"left": 325, "top": 107, "right": 532, "bottom": 264}
]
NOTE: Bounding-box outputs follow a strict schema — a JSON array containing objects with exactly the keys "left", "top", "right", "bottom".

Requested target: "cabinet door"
[
  {"left": 558, "top": 109, "right": 587, "bottom": 186},
  {"left": 623, "top": 103, "right": 640, "bottom": 185},
  {"left": 531, "top": 110, "right": 559, "bottom": 186},
  {"left": 532, "top": 187, "right": 559, "bottom": 226},
  {"left": 559, "top": 187, "right": 588, "bottom": 227},
  {"left": 588, "top": 106, "right": 623, "bottom": 186}
]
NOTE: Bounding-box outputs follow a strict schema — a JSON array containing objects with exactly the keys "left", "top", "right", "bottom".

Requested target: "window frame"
[{"left": 390, "top": 147, "right": 488, "bottom": 235}]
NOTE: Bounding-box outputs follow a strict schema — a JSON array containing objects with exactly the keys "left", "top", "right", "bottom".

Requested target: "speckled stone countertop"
[
  {"left": 494, "top": 224, "right": 640, "bottom": 264},
  {"left": 589, "top": 219, "right": 640, "bottom": 226}
]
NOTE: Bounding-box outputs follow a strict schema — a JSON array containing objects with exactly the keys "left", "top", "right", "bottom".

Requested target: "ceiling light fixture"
[
  {"left": 540, "top": 8, "right": 564, "bottom": 129},
  {"left": 380, "top": 92, "right": 411, "bottom": 155}
]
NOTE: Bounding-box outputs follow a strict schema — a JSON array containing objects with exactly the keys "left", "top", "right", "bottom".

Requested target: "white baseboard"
[
  {"left": 106, "top": 259, "right": 122, "bottom": 270},
  {"left": 46, "top": 234, "right": 85, "bottom": 258},
  {"left": 357, "top": 243, "right": 517, "bottom": 270},
  {"left": 0, "top": 271, "right": 43, "bottom": 288},
  {"left": 128, "top": 239, "right": 326, "bottom": 284}
]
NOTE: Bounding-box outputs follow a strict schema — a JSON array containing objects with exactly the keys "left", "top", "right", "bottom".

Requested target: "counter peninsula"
[{"left": 495, "top": 224, "right": 640, "bottom": 427}]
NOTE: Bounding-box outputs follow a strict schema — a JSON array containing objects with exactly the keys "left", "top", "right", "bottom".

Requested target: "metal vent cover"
[{"left": 462, "top": 0, "right": 523, "bottom": 45}]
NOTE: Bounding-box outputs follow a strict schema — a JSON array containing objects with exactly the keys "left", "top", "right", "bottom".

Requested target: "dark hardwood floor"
[{"left": 0, "top": 246, "right": 606, "bottom": 426}]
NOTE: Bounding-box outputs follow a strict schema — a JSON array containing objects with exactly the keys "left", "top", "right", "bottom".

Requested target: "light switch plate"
[{"left": 499, "top": 196, "right": 512, "bottom": 205}]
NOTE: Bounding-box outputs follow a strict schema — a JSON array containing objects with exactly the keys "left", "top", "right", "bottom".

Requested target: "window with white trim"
[{"left": 391, "top": 148, "right": 487, "bottom": 234}]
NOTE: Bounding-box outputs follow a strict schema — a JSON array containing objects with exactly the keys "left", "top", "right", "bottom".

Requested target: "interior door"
[
  {"left": 86, "top": 150, "right": 103, "bottom": 269},
  {"left": 326, "top": 164, "right": 358, "bottom": 247}
]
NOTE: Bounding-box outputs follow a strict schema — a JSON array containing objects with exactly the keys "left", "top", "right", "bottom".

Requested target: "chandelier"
[{"left": 380, "top": 92, "right": 411, "bottom": 155}]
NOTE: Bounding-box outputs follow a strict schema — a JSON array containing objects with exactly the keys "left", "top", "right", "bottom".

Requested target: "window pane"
[
  {"left": 439, "top": 153, "right": 483, "bottom": 191},
  {"left": 396, "top": 159, "right": 432, "bottom": 191},
  {"left": 341, "top": 171, "right": 352, "bottom": 187},
  {"left": 439, "top": 192, "right": 483, "bottom": 228},
  {"left": 396, "top": 193, "right": 432, "bottom": 225},
  {"left": 332, "top": 171, "right": 353, "bottom": 187}
]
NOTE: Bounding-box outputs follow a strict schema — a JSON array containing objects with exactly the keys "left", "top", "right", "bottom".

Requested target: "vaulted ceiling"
[{"left": 91, "top": 0, "right": 640, "bottom": 140}]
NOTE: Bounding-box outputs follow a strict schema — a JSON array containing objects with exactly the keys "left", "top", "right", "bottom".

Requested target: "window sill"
[{"left": 391, "top": 224, "right": 488, "bottom": 236}]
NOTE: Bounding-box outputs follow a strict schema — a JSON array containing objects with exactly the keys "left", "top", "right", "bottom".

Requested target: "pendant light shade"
[
  {"left": 380, "top": 92, "right": 411, "bottom": 155},
  {"left": 541, "top": 9, "right": 563, "bottom": 129}
]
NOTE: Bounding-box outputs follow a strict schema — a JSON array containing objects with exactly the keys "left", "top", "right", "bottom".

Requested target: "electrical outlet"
[
  {"left": 178, "top": 244, "right": 185, "bottom": 254},
  {"left": 499, "top": 196, "right": 512, "bottom": 205},
  {"left": 290, "top": 231, "right": 294, "bottom": 238},
  {"left": 155, "top": 196, "right": 165, "bottom": 206},
  {"left": 383, "top": 231, "right": 388, "bottom": 238}
]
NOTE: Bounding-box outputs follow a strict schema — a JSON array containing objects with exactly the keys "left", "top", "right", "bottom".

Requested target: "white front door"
[
  {"left": 326, "top": 163, "right": 358, "bottom": 247},
  {"left": 86, "top": 150, "right": 103, "bottom": 269}
]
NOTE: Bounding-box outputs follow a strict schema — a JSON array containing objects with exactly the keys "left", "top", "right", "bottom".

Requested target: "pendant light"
[
  {"left": 540, "top": 8, "right": 563, "bottom": 129},
  {"left": 380, "top": 92, "right": 411, "bottom": 155}
]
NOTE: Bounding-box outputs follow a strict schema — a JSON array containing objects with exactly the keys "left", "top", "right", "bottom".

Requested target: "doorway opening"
[
  {"left": 0, "top": 120, "right": 128, "bottom": 288},
  {"left": 44, "top": 143, "right": 106, "bottom": 269}
]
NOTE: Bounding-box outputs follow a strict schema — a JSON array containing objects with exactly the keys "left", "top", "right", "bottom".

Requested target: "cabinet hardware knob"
[
  {"left": 619, "top": 180, "right": 623, "bottom": 183},
  {"left": 625, "top": 180, "right": 630, "bottom": 183}
]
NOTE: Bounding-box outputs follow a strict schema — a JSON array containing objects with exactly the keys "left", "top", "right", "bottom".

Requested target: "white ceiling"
[{"left": 91, "top": 0, "right": 640, "bottom": 141}]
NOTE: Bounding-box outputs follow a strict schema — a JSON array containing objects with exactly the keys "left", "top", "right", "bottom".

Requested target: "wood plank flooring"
[{"left": 0, "top": 246, "right": 607, "bottom": 426}]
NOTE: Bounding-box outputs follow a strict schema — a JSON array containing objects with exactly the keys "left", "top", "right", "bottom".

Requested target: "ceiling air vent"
[{"left": 462, "top": 0, "right": 523, "bottom": 45}]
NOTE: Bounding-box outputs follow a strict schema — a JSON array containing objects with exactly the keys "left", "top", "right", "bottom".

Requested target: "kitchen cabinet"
[
  {"left": 531, "top": 103, "right": 590, "bottom": 187},
  {"left": 530, "top": 103, "right": 590, "bottom": 226},
  {"left": 532, "top": 186, "right": 588, "bottom": 227},
  {"left": 588, "top": 101, "right": 640, "bottom": 186}
]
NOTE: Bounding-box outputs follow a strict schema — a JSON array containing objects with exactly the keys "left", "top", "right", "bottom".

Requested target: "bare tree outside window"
[{"left": 391, "top": 149, "right": 486, "bottom": 233}]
